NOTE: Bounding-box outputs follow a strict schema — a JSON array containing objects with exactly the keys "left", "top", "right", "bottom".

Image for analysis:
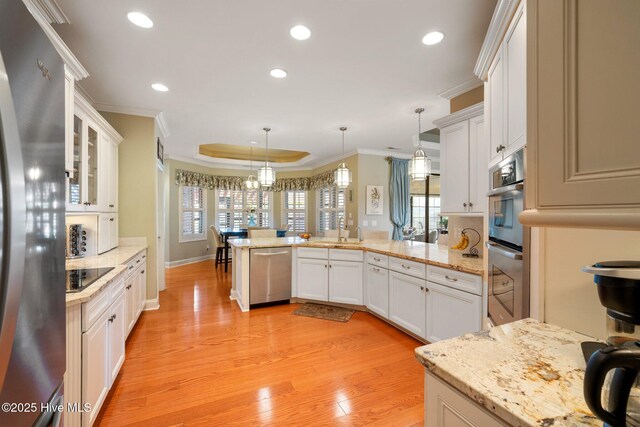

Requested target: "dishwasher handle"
[{"left": 253, "top": 251, "right": 290, "bottom": 257}]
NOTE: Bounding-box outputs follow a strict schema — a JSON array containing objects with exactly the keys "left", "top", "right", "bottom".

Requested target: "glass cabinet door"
[
  {"left": 86, "top": 124, "right": 98, "bottom": 206},
  {"left": 68, "top": 115, "right": 83, "bottom": 206}
]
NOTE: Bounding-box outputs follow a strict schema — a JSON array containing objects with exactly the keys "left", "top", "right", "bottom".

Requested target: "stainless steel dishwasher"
[{"left": 249, "top": 247, "right": 292, "bottom": 306}]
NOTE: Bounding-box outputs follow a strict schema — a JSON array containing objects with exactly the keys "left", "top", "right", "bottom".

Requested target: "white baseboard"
[
  {"left": 229, "top": 289, "right": 238, "bottom": 300},
  {"left": 144, "top": 298, "right": 160, "bottom": 310},
  {"left": 165, "top": 255, "right": 213, "bottom": 269}
]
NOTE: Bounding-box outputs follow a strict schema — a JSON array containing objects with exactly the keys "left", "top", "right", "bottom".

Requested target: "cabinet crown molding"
[
  {"left": 438, "top": 78, "right": 484, "bottom": 100},
  {"left": 433, "top": 103, "right": 484, "bottom": 129},
  {"left": 22, "top": 0, "right": 89, "bottom": 80},
  {"left": 474, "top": 0, "right": 521, "bottom": 81},
  {"left": 75, "top": 91, "right": 124, "bottom": 143}
]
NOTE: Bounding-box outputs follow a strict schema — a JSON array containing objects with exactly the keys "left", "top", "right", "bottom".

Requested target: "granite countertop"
[
  {"left": 415, "top": 319, "right": 600, "bottom": 426},
  {"left": 65, "top": 245, "right": 147, "bottom": 307},
  {"left": 228, "top": 237, "right": 483, "bottom": 275}
]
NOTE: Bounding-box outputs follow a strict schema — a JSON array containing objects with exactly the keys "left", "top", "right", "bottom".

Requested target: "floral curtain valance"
[{"left": 175, "top": 169, "right": 336, "bottom": 192}]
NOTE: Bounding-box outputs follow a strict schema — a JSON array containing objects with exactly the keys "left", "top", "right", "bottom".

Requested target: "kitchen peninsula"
[{"left": 228, "top": 237, "right": 484, "bottom": 343}]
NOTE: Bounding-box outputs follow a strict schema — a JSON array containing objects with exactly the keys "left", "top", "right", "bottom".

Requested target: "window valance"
[{"left": 175, "top": 168, "right": 336, "bottom": 192}]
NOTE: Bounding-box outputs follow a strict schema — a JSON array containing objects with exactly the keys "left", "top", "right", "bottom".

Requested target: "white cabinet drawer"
[
  {"left": 329, "top": 248, "right": 363, "bottom": 262},
  {"left": 388, "top": 256, "right": 426, "bottom": 280},
  {"left": 82, "top": 285, "right": 110, "bottom": 332},
  {"left": 427, "top": 265, "right": 482, "bottom": 296},
  {"left": 109, "top": 273, "right": 125, "bottom": 303},
  {"left": 367, "top": 252, "right": 388, "bottom": 268},
  {"left": 297, "top": 247, "right": 329, "bottom": 259}
]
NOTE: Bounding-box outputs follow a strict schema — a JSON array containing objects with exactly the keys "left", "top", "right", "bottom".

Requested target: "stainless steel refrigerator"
[{"left": 0, "top": 1, "right": 66, "bottom": 426}]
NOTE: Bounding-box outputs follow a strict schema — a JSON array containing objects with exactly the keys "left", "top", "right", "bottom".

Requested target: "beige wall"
[
  {"left": 450, "top": 86, "right": 484, "bottom": 113},
  {"left": 101, "top": 112, "right": 158, "bottom": 302},
  {"left": 357, "top": 155, "right": 393, "bottom": 236},
  {"left": 540, "top": 228, "right": 640, "bottom": 341}
]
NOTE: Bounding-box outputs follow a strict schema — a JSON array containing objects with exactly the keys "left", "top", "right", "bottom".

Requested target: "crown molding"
[
  {"left": 93, "top": 103, "right": 161, "bottom": 118},
  {"left": 473, "top": 0, "right": 520, "bottom": 81},
  {"left": 75, "top": 91, "right": 123, "bottom": 143},
  {"left": 437, "top": 78, "right": 483, "bottom": 99},
  {"left": 74, "top": 82, "right": 95, "bottom": 105},
  {"left": 356, "top": 148, "right": 413, "bottom": 159},
  {"left": 31, "top": 0, "right": 68, "bottom": 24},
  {"left": 433, "top": 102, "right": 484, "bottom": 129},
  {"left": 155, "top": 112, "right": 170, "bottom": 138},
  {"left": 22, "top": 0, "right": 89, "bottom": 80},
  {"left": 166, "top": 154, "right": 316, "bottom": 172}
]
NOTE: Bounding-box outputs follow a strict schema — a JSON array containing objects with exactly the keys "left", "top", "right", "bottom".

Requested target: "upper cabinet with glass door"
[{"left": 66, "top": 90, "right": 123, "bottom": 212}]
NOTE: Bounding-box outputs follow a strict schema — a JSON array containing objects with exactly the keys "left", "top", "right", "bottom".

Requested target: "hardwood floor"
[{"left": 95, "top": 260, "right": 425, "bottom": 426}]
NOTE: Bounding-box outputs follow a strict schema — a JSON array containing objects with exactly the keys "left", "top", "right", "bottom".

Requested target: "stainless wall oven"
[{"left": 486, "top": 149, "right": 530, "bottom": 326}]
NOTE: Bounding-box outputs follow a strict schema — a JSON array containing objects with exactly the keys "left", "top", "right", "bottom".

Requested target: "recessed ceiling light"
[
  {"left": 151, "top": 83, "right": 169, "bottom": 92},
  {"left": 270, "top": 68, "right": 287, "bottom": 78},
  {"left": 127, "top": 12, "right": 153, "bottom": 29},
  {"left": 422, "top": 31, "right": 444, "bottom": 45},
  {"left": 290, "top": 25, "right": 311, "bottom": 40}
]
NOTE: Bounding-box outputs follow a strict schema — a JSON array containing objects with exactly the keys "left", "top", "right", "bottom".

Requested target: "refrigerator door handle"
[{"left": 0, "top": 49, "right": 27, "bottom": 390}]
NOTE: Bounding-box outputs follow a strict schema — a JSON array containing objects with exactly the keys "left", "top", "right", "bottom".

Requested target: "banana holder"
[{"left": 461, "top": 228, "right": 481, "bottom": 258}]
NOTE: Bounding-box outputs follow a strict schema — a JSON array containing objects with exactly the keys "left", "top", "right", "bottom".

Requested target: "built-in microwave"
[{"left": 488, "top": 149, "right": 524, "bottom": 250}]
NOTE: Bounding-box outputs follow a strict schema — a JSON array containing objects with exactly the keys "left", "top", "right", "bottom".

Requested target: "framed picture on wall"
[
  {"left": 366, "top": 185, "right": 383, "bottom": 215},
  {"left": 157, "top": 137, "right": 164, "bottom": 164}
]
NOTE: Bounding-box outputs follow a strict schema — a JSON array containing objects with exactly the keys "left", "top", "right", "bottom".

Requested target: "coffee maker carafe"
[{"left": 583, "top": 261, "right": 640, "bottom": 426}]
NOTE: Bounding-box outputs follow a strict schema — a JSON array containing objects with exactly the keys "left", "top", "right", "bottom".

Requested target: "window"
[
  {"left": 283, "top": 190, "right": 307, "bottom": 233},
  {"left": 428, "top": 196, "right": 441, "bottom": 231},
  {"left": 216, "top": 189, "right": 272, "bottom": 229},
  {"left": 180, "top": 186, "right": 207, "bottom": 242},
  {"left": 317, "top": 185, "right": 345, "bottom": 234},
  {"left": 411, "top": 195, "right": 427, "bottom": 234}
]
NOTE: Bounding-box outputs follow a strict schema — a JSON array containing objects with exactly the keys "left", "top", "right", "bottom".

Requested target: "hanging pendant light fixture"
[
  {"left": 244, "top": 143, "right": 260, "bottom": 190},
  {"left": 258, "top": 127, "right": 276, "bottom": 188},
  {"left": 334, "top": 126, "right": 352, "bottom": 188},
  {"left": 408, "top": 107, "right": 431, "bottom": 181}
]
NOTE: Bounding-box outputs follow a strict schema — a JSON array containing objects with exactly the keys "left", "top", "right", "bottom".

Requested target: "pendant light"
[
  {"left": 334, "top": 126, "right": 352, "bottom": 188},
  {"left": 258, "top": 127, "right": 276, "bottom": 188},
  {"left": 244, "top": 143, "right": 260, "bottom": 190},
  {"left": 408, "top": 107, "right": 431, "bottom": 181}
]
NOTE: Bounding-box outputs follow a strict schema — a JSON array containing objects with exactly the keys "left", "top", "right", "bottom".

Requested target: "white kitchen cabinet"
[
  {"left": 425, "top": 281, "right": 482, "bottom": 343},
  {"left": 328, "top": 260, "right": 363, "bottom": 305},
  {"left": 124, "top": 274, "right": 136, "bottom": 336},
  {"left": 366, "top": 263, "right": 389, "bottom": 318},
  {"left": 66, "top": 90, "right": 122, "bottom": 213},
  {"left": 425, "top": 372, "right": 507, "bottom": 427},
  {"left": 296, "top": 257, "right": 329, "bottom": 301},
  {"left": 98, "top": 134, "right": 118, "bottom": 212},
  {"left": 108, "top": 291, "right": 125, "bottom": 385},
  {"left": 485, "top": 2, "right": 526, "bottom": 168},
  {"left": 389, "top": 271, "right": 426, "bottom": 338},
  {"left": 97, "top": 213, "right": 118, "bottom": 254},
  {"left": 138, "top": 262, "right": 147, "bottom": 315},
  {"left": 81, "top": 308, "right": 109, "bottom": 427},
  {"left": 435, "top": 106, "right": 486, "bottom": 215},
  {"left": 519, "top": 0, "right": 640, "bottom": 229}
]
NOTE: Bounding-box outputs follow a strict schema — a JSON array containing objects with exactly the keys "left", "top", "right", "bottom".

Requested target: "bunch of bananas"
[{"left": 451, "top": 231, "right": 469, "bottom": 250}]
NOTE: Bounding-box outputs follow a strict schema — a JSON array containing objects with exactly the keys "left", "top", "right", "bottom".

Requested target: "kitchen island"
[
  {"left": 228, "top": 237, "right": 485, "bottom": 344},
  {"left": 415, "top": 318, "right": 599, "bottom": 426}
]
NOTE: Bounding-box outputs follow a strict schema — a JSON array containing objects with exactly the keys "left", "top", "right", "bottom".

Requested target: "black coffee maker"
[{"left": 583, "top": 261, "right": 640, "bottom": 427}]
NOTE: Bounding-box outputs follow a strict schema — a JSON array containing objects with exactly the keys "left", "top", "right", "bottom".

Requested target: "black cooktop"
[{"left": 66, "top": 267, "right": 114, "bottom": 293}]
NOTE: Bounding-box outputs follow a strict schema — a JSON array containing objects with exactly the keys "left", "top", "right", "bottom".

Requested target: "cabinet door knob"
[
  {"left": 469, "top": 202, "right": 473, "bottom": 207},
  {"left": 109, "top": 218, "right": 114, "bottom": 222},
  {"left": 372, "top": 267, "right": 380, "bottom": 272},
  {"left": 425, "top": 288, "right": 430, "bottom": 293},
  {"left": 141, "top": 270, "right": 145, "bottom": 274},
  {"left": 401, "top": 264, "right": 410, "bottom": 270},
  {"left": 109, "top": 204, "right": 114, "bottom": 208},
  {"left": 420, "top": 286, "right": 424, "bottom": 291},
  {"left": 463, "top": 203, "right": 467, "bottom": 208},
  {"left": 444, "top": 275, "right": 458, "bottom": 282},
  {"left": 324, "top": 264, "right": 327, "bottom": 268},
  {"left": 496, "top": 144, "right": 505, "bottom": 153}
]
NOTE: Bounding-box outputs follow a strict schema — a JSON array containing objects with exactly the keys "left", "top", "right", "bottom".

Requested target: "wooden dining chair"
[
  {"left": 248, "top": 229, "right": 277, "bottom": 238},
  {"left": 209, "top": 226, "right": 224, "bottom": 269}
]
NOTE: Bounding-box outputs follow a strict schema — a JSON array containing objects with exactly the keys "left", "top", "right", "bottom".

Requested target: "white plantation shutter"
[
  {"left": 283, "top": 190, "right": 306, "bottom": 233},
  {"left": 317, "top": 185, "right": 345, "bottom": 234},
  {"left": 216, "top": 189, "right": 273, "bottom": 229},
  {"left": 180, "top": 186, "right": 207, "bottom": 242}
]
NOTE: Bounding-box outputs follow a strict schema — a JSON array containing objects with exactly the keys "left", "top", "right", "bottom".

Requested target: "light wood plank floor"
[{"left": 95, "top": 260, "right": 424, "bottom": 426}]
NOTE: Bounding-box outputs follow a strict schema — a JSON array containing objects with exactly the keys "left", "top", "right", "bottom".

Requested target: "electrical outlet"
[
  {"left": 372, "top": 220, "right": 377, "bottom": 227},
  {"left": 347, "top": 219, "right": 353, "bottom": 226},
  {"left": 206, "top": 245, "right": 210, "bottom": 252},
  {"left": 362, "top": 220, "right": 368, "bottom": 227}
]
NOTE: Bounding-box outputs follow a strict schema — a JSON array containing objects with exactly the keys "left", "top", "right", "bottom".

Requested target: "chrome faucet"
[
  {"left": 338, "top": 217, "right": 347, "bottom": 242},
  {"left": 356, "top": 226, "right": 362, "bottom": 242}
]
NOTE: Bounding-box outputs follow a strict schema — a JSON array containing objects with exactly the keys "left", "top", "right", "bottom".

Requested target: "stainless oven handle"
[
  {"left": 485, "top": 241, "right": 523, "bottom": 260},
  {"left": 487, "top": 183, "right": 524, "bottom": 197}
]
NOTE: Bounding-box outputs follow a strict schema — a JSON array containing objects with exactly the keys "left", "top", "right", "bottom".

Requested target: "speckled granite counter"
[
  {"left": 415, "top": 319, "right": 599, "bottom": 426},
  {"left": 65, "top": 245, "right": 147, "bottom": 307},
  {"left": 229, "top": 237, "right": 483, "bottom": 275}
]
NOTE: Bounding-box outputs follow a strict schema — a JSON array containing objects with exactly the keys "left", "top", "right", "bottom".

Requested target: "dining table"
[{"left": 219, "top": 228, "right": 287, "bottom": 272}]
